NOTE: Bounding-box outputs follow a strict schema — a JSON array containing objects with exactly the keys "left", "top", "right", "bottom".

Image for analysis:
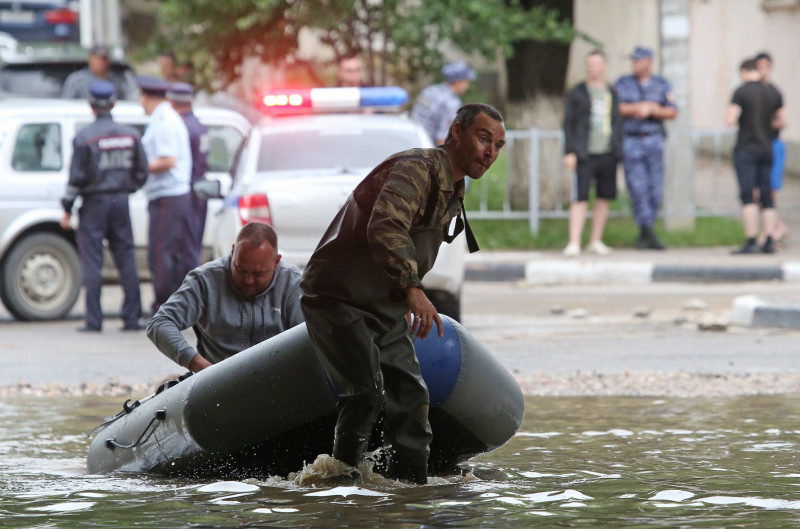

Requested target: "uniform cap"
[
  {"left": 136, "top": 75, "right": 169, "bottom": 96},
  {"left": 89, "top": 44, "right": 109, "bottom": 58},
  {"left": 88, "top": 80, "right": 115, "bottom": 108},
  {"left": 630, "top": 46, "right": 653, "bottom": 60},
  {"left": 442, "top": 61, "right": 476, "bottom": 83},
  {"left": 166, "top": 82, "right": 194, "bottom": 103}
]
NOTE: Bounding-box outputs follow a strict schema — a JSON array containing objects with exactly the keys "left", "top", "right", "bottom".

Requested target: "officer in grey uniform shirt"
[
  {"left": 411, "top": 61, "right": 476, "bottom": 145},
  {"left": 60, "top": 80, "right": 149, "bottom": 332},
  {"left": 61, "top": 44, "right": 133, "bottom": 101}
]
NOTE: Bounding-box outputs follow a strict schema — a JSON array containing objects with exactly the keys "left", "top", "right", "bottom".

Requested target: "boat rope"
[{"left": 104, "top": 409, "right": 166, "bottom": 450}]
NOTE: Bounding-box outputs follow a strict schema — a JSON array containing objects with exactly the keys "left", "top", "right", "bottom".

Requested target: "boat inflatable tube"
[{"left": 87, "top": 316, "right": 524, "bottom": 478}]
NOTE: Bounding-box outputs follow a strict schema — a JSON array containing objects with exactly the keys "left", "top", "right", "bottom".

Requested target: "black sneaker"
[
  {"left": 635, "top": 236, "right": 650, "bottom": 250},
  {"left": 732, "top": 241, "right": 761, "bottom": 254},
  {"left": 762, "top": 237, "right": 776, "bottom": 254},
  {"left": 77, "top": 325, "right": 101, "bottom": 333},
  {"left": 121, "top": 322, "right": 145, "bottom": 331}
]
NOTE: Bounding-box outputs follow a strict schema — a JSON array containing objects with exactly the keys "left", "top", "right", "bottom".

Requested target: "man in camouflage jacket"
[{"left": 301, "top": 103, "right": 506, "bottom": 484}]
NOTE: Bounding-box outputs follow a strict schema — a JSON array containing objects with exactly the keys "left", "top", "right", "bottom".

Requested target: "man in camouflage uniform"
[
  {"left": 411, "top": 61, "right": 476, "bottom": 145},
  {"left": 615, "top": 46, "right": 677, "bottom": 250},
  {"left": 301, "top": 103, "right": 505, "bottom": 484}
]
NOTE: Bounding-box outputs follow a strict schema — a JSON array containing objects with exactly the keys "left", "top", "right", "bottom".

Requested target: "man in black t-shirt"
[{"left": 725, "top": 59, "right": 784, "bottom": 254}]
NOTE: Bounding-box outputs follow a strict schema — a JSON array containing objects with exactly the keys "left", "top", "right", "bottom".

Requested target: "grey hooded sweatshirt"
[{"left": 146, "top": 255, "right": 304, "bottom": 368}]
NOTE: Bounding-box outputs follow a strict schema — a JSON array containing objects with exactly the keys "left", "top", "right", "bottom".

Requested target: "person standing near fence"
[
  {"left": 614, "top": 46, "right": 677, "bottom": 250},
  {"left": 411, "top": 61, "right": 476, "bottom": 146},
  {"left": 562, "top": 49, "right": 623, "bottom": 257},
  {"left": 725, "top": 59, "right": 785, "bottom": 254},
  {"left": 754, "top": 52, "right": 789, "bottom": 243}
]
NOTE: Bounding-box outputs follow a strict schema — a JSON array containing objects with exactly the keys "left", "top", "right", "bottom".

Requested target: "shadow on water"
[{"left": 3, "top": 395, "right": 800, "bottom": 527}]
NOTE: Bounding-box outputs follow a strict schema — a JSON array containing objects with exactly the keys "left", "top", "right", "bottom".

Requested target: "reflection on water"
[{"left": 3, "top": 395, "right": 800, "bottom": 527}]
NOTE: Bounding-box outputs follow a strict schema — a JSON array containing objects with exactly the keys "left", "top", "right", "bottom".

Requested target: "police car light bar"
[{"left": 261, "top": 87, "right": 408, "bottom": 112}]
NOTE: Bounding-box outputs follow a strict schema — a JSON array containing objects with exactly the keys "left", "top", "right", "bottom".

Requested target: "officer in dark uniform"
[
  {"left": 614, "top": 46, "right": 678, "bottom": 250},
  {"left": 301, "top": 103, "right": 505, "bottom": 484},
  {"left": 60, "top": 80, "right": 149, "bottom": 332},
  {"left": 167, "top": 82, "right": 210, "bottom": 270}
]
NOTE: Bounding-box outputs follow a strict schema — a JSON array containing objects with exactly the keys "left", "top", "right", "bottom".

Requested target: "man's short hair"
[
  {"left": 236, "top": 221, "right": 278, "bottom": 249},
  {"left": 740, "top": 58, "right": 758, "bottom": 72},
  {"left": 445, "top": 103, "right": 504, "bottom": 143},
  {"left": 754, "top": 51, "right": 772, "bottom": 64},
  {"left": 159, "top": 50, "right": 177, "bottom": 62},
  {"left": 587, "top": 49, "right": 606, "bottom": 59}
]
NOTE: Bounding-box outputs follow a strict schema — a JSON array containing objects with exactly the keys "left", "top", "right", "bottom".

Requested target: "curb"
[
  {"left": 731, "top": 295, "right": 800, "bottom": 330},
  {"left": 465, "top": 260, "right": 800, "bottom": 285}
]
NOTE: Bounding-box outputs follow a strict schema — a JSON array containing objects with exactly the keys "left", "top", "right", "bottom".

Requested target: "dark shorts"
[
  {"left": 733, "top": 148, "right": 773, "bottom": 208},
  {"left": 573, "top": 152, "right": 618, "bottom": 202}
]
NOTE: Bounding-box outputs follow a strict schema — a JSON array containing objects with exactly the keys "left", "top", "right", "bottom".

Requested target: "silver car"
[
  {"left": 210, "top": 110, "right": 465, "bottom": 320},
  {"left": 0, "top": 97, "right": 250, "bottom": 320}
]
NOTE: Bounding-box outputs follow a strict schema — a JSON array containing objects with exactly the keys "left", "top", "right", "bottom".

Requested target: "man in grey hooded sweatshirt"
[{"left": 147, "top": 222, "right": 304, "bottom": 372}]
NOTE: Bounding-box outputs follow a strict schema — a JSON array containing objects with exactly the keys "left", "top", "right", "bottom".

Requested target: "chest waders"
[{"left": 300, "top": 155, "right": 472, "bottom": 483}]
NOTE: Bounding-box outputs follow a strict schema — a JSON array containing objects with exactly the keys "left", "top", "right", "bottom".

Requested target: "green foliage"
[
  {"left": 151, "top": 0, "right": 574, "bottom": 88},
  {"left": 469, "top": 216, "right": 745, "bottom": 251}
]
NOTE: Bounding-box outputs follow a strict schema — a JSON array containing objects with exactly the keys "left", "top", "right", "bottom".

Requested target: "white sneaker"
[
  {"left": 563, "top": 242, "right": 581, "bottom": 257},
  {"left": 586, "top": 240, "right": 612, "bottom": 255}
]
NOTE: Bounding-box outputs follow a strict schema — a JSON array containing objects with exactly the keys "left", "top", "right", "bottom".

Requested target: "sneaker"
[
  {"left": 762, "top": 237, "right": 776, "bottom": 254},
  {"left": 121, "top": 321, "right": 145, "bottom": 331},
  {"left": 563, "top": 242, "right": 580, "bottom": 257},
  {"left": 732, "top": 241, "right": 761, "bottom": 254},
  {"left": 76, "top": 325, "right": 101, "bottom": 333},
  {"left": 586, "top": 240, "right": 611, "bottom": 255}
]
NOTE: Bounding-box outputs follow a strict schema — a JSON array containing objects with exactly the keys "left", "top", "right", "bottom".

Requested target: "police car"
[
  {"left": 208, "top": 87, "right": 466, "bottom": 320},
  {"left": 0, "top": 97, "right": 250, "bottom": 320}
]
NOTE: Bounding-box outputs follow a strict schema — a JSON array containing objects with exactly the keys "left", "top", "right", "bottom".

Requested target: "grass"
[{"left": 465, "top": 153, "right": 745, "bottom": 251}]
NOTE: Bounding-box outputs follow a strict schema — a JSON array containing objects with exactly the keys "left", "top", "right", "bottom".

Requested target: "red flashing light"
[
  {"left": 262, "top": 90, "right": 311, "bottom": 110},
  {"left": 45, "top": 8, "right": 79, "bottom": 25},
  {"left": 238, "top": 194, "right": 272, "bottom": 226}
]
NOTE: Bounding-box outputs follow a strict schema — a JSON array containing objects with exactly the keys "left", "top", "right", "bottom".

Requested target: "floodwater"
[{"left": 3, "top": 395, "right": 800, "bottom": 528}]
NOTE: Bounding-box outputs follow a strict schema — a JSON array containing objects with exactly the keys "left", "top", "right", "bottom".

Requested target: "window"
[
  {"left": 207, "top": 125, "right": 245, "bottom": 173},
  {"left": 11, "top": 123, "right": 62, "bottom": 171}
]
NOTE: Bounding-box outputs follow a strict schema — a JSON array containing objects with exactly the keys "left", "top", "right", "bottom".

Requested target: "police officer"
[
  {"left": 301, "top": 103, "right": 505, "bottom": 484},
  {"left": 62, "top": 44, "right": 133, "bottom": 101},
  {"left": 137, "top": 75, "right": 192, "bottom": 313},
  {"left": 60, "top": 80, "right": 149, "bottom": 332},
  {"left": 411, "top": 61, "right": 476, "bottom": 145},
  {"left": 167, "top": 82, "right": 210, "bottom": 270},
  {"left": 614, "top": 46, "right": 678, "bottom": 250}
]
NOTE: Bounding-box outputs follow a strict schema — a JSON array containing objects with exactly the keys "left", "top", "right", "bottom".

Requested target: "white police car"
[
  {"left": 208, "top": 87, "right": 465, "bottom": 320},
  {"left": 0, "top": 97, "right": 250, "bottom": 320}
]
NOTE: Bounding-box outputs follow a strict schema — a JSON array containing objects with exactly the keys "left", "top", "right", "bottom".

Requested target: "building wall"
[
  {"left": 690, "top": 0, "right": 799, "bottom": 144},
  {"left": 566, "top": 0, "right": 661, "bottom": 90}
]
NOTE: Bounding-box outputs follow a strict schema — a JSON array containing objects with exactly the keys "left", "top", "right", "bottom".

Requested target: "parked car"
[
  {"left": 0, "top": 97, "right": 251, "bottom": 320},
  {"left": 0, "top": 36, "right": 137, "bottom": 98},
  {"left": 0, "top": 1, "right": 79, "bottom": 43},
  {"left": 208, "top": 87, "right": 466, "bottom": 320}
]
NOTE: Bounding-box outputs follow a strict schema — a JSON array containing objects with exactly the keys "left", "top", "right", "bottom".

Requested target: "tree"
[{"left": 151, "top": 0, "right": 573, "bottom": 92}]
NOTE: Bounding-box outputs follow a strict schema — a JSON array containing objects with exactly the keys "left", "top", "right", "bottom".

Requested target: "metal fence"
[{"left": 469, "top": 127, "right": 738, "bottom": 235}]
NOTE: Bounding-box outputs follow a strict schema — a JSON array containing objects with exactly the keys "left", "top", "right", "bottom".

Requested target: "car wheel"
[
  {"left": 426, "top": 289, "right": 461, "bottom": 323},
  {"left": 0, "top": 233, "right": 81, "bottom": 321}
]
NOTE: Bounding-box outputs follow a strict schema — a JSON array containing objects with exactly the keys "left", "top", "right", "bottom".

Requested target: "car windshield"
[
  {"left": 257, "top": 127, "right": 423, "bottom": 172},
  {"left": 0, "top": 62, "right": 138, "bottom": 98}
]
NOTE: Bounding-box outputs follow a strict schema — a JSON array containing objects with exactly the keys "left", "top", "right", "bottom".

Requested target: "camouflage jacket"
[{"left": 306, "top": 146, "right": 464, "bottom": 292}]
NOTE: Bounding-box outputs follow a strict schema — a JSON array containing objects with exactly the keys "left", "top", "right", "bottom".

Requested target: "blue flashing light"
[
  {"left": 359, "top": 86, "right": 408, "bottom": 108},
  {"left": 259, "top": 86, "right": 409, "bottom": 114}
]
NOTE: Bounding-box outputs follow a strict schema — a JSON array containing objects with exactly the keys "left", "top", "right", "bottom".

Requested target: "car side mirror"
[{"left": 192, "top": 178, "right": 223, "bottom": 200}]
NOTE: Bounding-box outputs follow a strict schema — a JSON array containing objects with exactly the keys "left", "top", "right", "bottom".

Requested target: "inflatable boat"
[{"left": 87, "top": 316, "right": 524, "bottom": 478}]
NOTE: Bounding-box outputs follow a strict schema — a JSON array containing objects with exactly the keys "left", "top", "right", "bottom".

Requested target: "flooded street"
[{"left": 3, "top": 394, "right": 800, "bottom": 527}]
